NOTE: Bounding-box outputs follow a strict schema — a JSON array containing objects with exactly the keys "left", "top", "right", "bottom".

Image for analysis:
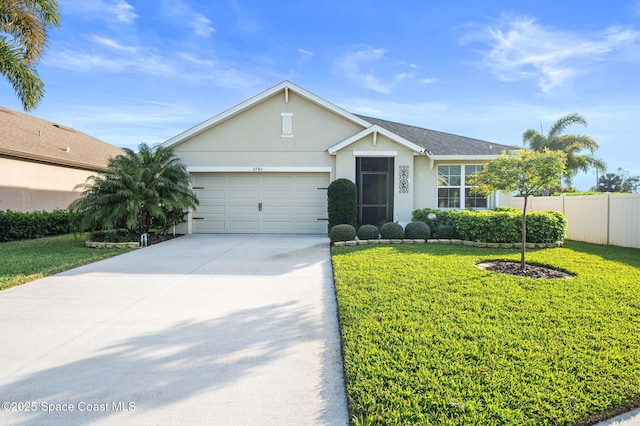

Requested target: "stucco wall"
[
  {"left": 173, "top": 91, "right": 362, "bottom": 177},
  {"left": 0, "top": 157, "right": 93, "bottom": 212}
]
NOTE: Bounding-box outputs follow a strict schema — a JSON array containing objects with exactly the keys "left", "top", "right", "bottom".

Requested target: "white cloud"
[
  {"left": 159, "top": 0, "right": 215, "bottom": 38},
  {"left": 88, "top": 35, "right": 137, "bottom": 53},
  {"left": 191, "top": 14, "right": 216, "bottom": 38},
  {"left": 334, "top": 46, "right": 395, "bottom": 93},
  {"left": 422, "top": 78, "right": 437, "bottom": 84},
  {"left": 111, "top": 0, "right": 137, "bottom": 23},
  {"left": 44, "top": 47, "right": 179, "bottom": 76},
  {"left": 61, "top": 0, "right": 138, "bottom": 24},
  {"left": 464, "top": 15, "right": 640, "bottom": 94},
  {"left": 334, "top": 46, "right": 433, "bottom": 93}
]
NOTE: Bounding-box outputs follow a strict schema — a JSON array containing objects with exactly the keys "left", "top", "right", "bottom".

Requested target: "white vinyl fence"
[{"left": 511, "top": 193, "right": 640, "bottom": 249}]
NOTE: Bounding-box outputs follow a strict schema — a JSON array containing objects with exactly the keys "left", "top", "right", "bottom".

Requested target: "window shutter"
[{"left": 281, "top": 113, "right": 293, "bottom": 137}]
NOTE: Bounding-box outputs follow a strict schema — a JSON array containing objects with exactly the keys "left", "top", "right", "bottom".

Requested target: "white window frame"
[{"left": 437, "top": 164, "right": 487, "bottom": 209}]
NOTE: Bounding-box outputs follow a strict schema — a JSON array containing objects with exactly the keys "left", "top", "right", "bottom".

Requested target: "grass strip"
[
  {"left": 0, "top": 233, "right": 134, "bottom": 290},
  {"left": 332, "top": 241, "right": 640, "bottom": 425}
]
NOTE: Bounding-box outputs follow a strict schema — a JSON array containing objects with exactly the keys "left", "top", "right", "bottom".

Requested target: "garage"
[{"left": 190, "top": 173, "right": 329, "bottom": 234}]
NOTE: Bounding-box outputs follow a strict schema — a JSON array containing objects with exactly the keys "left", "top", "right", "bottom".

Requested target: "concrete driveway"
[{"left": 0, "top": 234, "right": 348, "bottom": 425}]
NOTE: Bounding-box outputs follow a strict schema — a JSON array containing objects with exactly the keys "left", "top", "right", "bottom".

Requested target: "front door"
[{"left": 356, "top": 157, "right": 394, "bottom": 227}]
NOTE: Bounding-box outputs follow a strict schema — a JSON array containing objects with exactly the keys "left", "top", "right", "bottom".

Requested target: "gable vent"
[{"left": 281, "top": 113, "right": 293, "bottom": 138}]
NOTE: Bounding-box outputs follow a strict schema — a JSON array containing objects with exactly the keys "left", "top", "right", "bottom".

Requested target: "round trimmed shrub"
[
  {"left": 357, "top": 224, "right": 379, "bottom": 240},
  {"left": 380, "top": 222, "right": 404, "bottom": 239},
  {"left": 404, "top": 221, "right": 431, "bottom": 239},
  {"left": 329, "top": 224, "right": 356, "bottom": 243},
  {"left": 435, "top": 224, "right": 460, "bottom": 239}
]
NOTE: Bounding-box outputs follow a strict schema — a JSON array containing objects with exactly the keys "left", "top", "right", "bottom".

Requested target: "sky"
[{"left": 2, "top": 0, "right": 640, "bottom": 190}]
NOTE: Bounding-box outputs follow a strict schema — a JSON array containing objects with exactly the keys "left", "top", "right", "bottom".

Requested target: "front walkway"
[{"left": 0, "top": 234, "right": 348, "bottom": 425}]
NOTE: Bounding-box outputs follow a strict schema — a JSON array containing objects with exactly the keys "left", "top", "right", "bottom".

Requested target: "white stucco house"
[{"left": 162, "top": 81, "right": 515, "bottom": 234}]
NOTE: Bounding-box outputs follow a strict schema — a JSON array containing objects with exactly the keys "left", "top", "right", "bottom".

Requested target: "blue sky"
[{"left": 2, "top": 0, "right": 640, "bottom": 190}]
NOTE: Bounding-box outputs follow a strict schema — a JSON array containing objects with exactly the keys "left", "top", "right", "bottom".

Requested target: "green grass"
[
  {"left": 0, "top": 233, "right": 133, "bottom": 290},
  {"left": 331, "top": 241, "right": 640, "bottom": 425}
]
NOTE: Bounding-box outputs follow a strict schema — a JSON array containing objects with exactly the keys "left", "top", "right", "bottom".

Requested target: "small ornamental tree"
[
  {"left": 467, "top": 149, "right": 566, "bottom": 269},
  {"left": 327, "top": 178, "right": 357, "bottom": 229}
]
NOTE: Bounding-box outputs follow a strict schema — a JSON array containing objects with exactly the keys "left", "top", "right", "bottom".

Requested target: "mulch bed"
[
  {"left": 477, "top": 261, "right": 574, "bottom": 279},
  {"left": 146, "top": 233, "right": 184, "bottom": 245}
]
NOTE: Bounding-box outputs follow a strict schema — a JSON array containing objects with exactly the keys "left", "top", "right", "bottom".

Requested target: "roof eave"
[{"left": 0, "top": 148, "right": 108, "bottom": 171}]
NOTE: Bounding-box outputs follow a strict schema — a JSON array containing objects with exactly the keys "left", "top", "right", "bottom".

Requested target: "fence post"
[{"left": 606, "top": 192, "right": 610, "bottom": 246}]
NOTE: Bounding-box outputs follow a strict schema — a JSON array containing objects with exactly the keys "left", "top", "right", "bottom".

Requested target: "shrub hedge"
[
  {"left": 404, "top": 222, "right": 431, "bottom": 239},
  {"left": 0, "top": 209, "right": 75, "bottom": 243},
  {"left": 435, "top": 224, "right": 460, "bottom": 239},
  {"left": 329, "top": 224, "right": 357, "bottom": 243},
  {"left": 327, "top": 178, "right": 357, "bottom": 229},
  {"left": 412, "top": 208, "right": 567, "bottom": 243},
  {"left": 357, "top": 225, "right": 380, "bottom": 240},
  {"left": 380, "top": 222, "right": 404, "bottom": 239}
]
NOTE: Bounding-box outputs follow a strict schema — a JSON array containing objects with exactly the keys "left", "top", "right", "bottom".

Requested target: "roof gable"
[
  {"left": 0, "top": 107, "right": 124, "bottom": 170},
  {"left": 328, "top": 125, "right": 425, "bottom": 155},
  {"left": 162, "top": 81, "right": 372, "bottom": 148}
]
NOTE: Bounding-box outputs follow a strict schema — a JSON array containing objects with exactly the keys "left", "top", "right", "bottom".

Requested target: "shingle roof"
[
  {"left": 0, "top": 106, "right": 123, "bottom": 170},
  {"left": 356, "top": 114, "right": 517, "bottom": 156}
]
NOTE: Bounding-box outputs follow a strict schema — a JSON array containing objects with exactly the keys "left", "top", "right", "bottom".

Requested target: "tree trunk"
[{"left": 521, "top": 196, "right": 528, "bottom": 270}]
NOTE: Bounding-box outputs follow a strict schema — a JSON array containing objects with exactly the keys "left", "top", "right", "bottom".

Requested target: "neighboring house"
[
  {"left": 162, "top": 81, "right": 515, "bottom": 234},
  {"left": 0, "top": 106, "right": 124, "bottom": 212}
]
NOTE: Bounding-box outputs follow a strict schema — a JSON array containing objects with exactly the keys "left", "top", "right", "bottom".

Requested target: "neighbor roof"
[
  {"left": 356, "top": 115, "right": 517, "bottom": 156},
  {"left": 0, "top": 106, "right": 123, "bottom": 170}
]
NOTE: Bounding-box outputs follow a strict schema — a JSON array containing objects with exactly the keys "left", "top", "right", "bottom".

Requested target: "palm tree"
[
  {"left": 70, "top": 144, "right": 199, "bottom": 235},
  {"left": 0, "top": 0, "right": 61, "bottom": 111},
  {"left": 523, "top": 113, "right": 606, "bottom": 187}
]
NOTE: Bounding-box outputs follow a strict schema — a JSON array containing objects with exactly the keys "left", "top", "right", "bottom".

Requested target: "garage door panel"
[
  {"left": 296, "top": 221, "right": 326, "bottom": 233},
  {"left": 296, "top": 205, "right": 324, "bottom": 215},
  {"left": 296, "top": 190, "right": 325, "bottom": 200},
  {"left": 228, "top": 205, "right": 259, "bottom": 215},
  {"left": 194, "top": 220, "right": 226, "bottom": 232},
  {"left": 191, "top": 172, "right": 328, "bottom": 234},
  {"left": 229, "top": 190, "right": 259, "bottom": 201},
  {"left": 196, "top": 205, "right": 226, "bottom": 215},
  {"left": 193, "top": 175, "right": 225, "bottom": 186},
  {"left": 262, "top": 190, "right": 291, "bottom": 200},
  {"left": 228, "top": 220, "right": 260, "bottom": 232},
  {"left": 262, "top": 220, "right": 293, "bottom": 232},
  {"left": 263, "top": 206, "right": 292, "bottom": 216},
  {"left": 228, "top": 175, "right": 260, "bottom": 186}
]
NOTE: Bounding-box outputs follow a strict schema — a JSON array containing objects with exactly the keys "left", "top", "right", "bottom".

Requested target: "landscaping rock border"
[
  {"left": 333, "top": 239, "right": 563, "bottom": 248},
  {"left": 85, "top": 241, "right": 139, "bottom": 249},
  {"left": 85, "top": 233, "right": 184, "bottom": 249}
]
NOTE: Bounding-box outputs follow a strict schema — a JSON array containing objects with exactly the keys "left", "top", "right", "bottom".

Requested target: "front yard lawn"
[
  {"left": 0, "top": 233, "right": 133, "bottom": 291},
  {"left": 332, "top": 241, "right": 640, "bottom": 425}
]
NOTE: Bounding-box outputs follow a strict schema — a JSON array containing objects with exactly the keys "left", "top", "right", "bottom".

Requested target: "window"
[
  {"left": 437, "top": 164, "right": 487, "bottom": 209},
  {"left": 464, "top": 165, "right": 487, "bottom": 208},
  {"left": 437, "top": 165, "right": 461, "bottom": 208}
]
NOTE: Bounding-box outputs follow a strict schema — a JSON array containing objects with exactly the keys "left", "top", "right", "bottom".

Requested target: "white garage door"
[{"left": 191, "top": 173, "right": 329, "bottom": 234}]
